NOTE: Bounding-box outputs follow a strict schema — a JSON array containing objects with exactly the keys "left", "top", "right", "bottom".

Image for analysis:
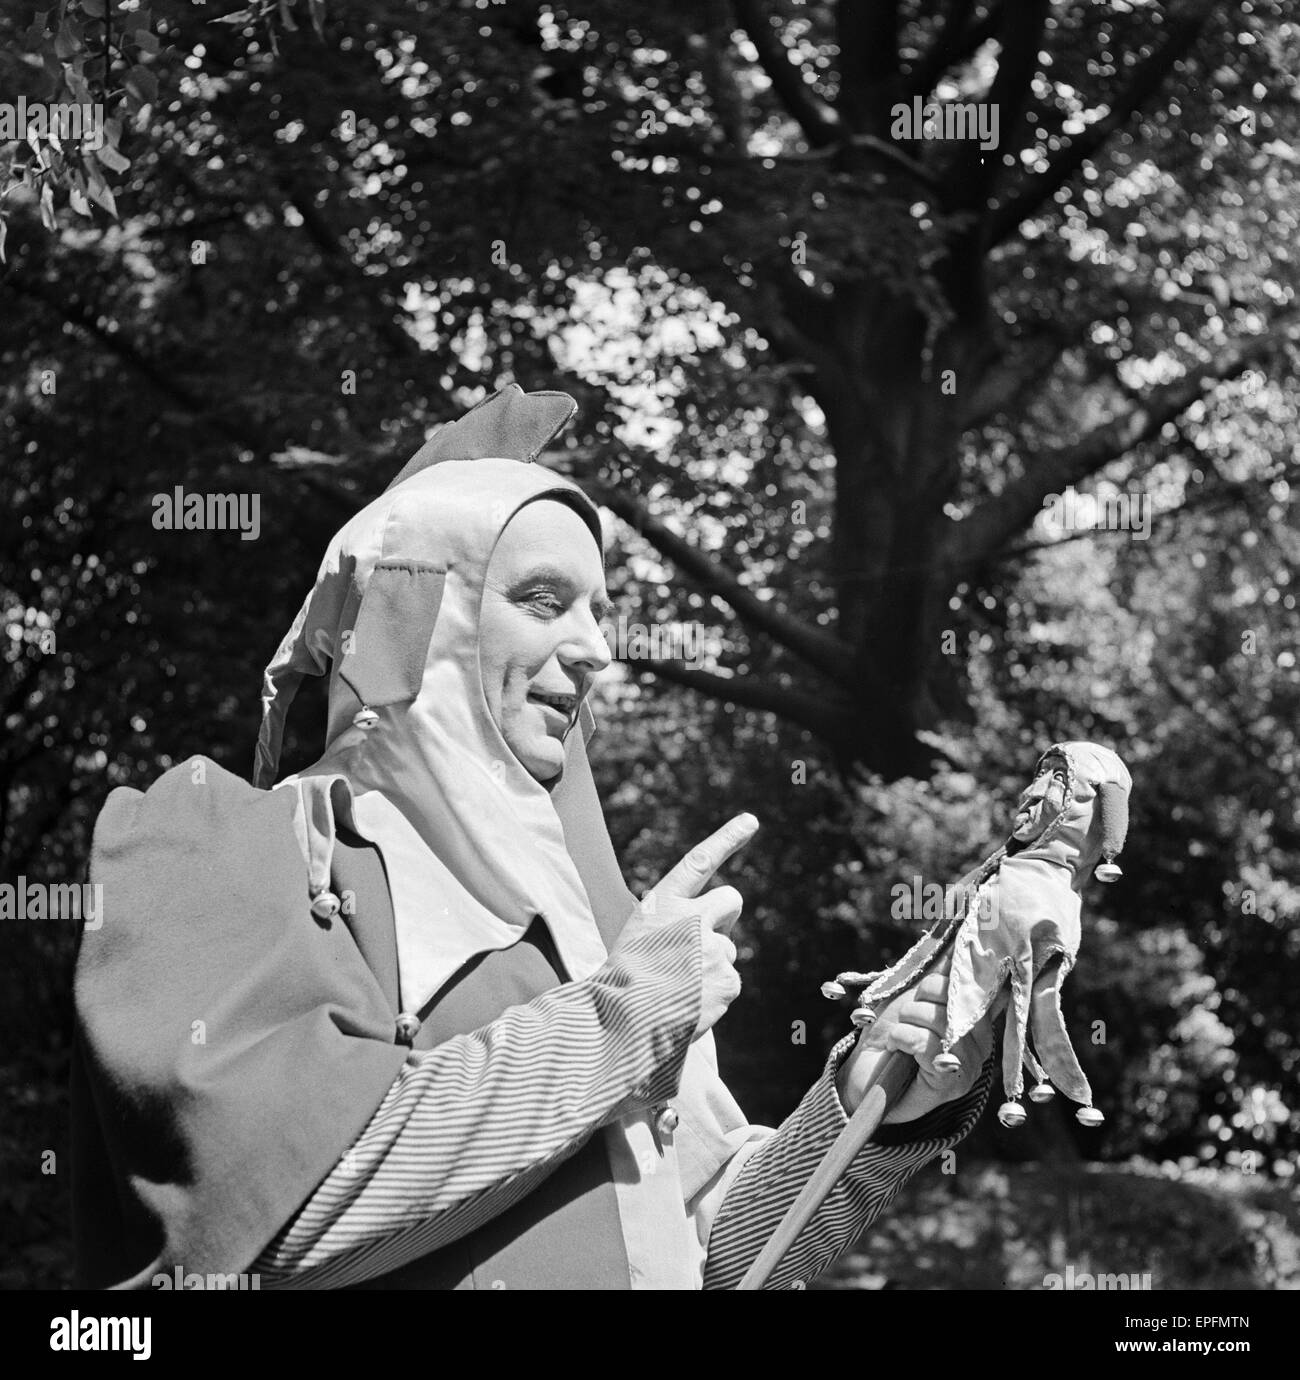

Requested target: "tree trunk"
[{"left": 813, "top": 262, "right": 993, "bottom": 777}]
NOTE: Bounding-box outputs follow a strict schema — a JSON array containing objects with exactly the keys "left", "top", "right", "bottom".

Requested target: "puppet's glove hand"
[{"left": 835, "top": 949, "right": 995, "bottom": 1124}]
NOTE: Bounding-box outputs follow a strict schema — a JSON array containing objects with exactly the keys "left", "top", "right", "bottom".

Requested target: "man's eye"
[{"left": 523, "top": 589, "right": 564, "bottom": 614}]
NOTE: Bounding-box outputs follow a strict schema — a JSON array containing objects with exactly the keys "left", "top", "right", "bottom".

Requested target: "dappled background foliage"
[{"left": 2, "top": 0, "right": 1298, "bottom": 1287}]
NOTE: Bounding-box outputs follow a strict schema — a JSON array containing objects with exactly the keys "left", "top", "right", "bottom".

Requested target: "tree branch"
[
  {"left": 625, "top": 656, "right": 835, "bottom": 735},
  {"left": 701, "top": 0, "right": 754, "bottom": 153},
  {"left": 998, "top": 473, "right": 1267, "bottom": 559},
  {"left": 713, "top": 132, "right": 940, "bottom": 190},
  {"left": 987, "top": 0, "right": 1217, "bottom": 246},
  {"left": 957, "top": 322, "right": 1068, "bottom": 430},
  {"left": 945, "top": 0, "right": 1050, "bottom": 215},
  {"left": 584, "top": 479, "right": 854, "bottom": 685},
  {"left": 756, "top": 264, "right": 845, "bottom": 378},
  {"left": 1, "top": 272, "right": 264, "bottom": 453},
  {"left": 940, "top": 313, "right": 1300, "bottom": 579},
  {"left": 730, "top": 0, "right": 841, "bottom": 147},
  {"left": 835, "top": 0, "right": 903, "bottom": 136},
  {"left": 907, "top": 1, "right": 1001, "bottom": 100}
]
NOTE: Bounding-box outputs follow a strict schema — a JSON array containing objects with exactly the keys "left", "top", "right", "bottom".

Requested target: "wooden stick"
[
  {"left": 736, "top": 1051, "right": 918, "bottom": 1290},
  {"left": 739, "top": 861, "right": 987, "bottom": 1291}
]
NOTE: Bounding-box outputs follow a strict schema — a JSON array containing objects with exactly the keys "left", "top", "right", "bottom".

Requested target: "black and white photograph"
[{"left": 0, "top": 0, "right": 1295, "bottom": 1342}]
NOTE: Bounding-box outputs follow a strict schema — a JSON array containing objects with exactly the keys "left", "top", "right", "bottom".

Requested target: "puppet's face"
[
  {"left": 1011, "top": 759, "right": 1068, "bottom": 842},
  {"left": 479, "top": 498, "right": 612, "bottom": 782}
]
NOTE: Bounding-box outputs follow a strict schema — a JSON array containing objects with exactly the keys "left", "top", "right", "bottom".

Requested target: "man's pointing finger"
[{"left": 657, "top": 814, "right": 760, "bottom": 899}]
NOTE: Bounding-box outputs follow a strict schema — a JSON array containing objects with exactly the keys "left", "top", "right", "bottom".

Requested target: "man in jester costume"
[{"left": 824, "top": 741, "right": 1132, "bottom": 1130}]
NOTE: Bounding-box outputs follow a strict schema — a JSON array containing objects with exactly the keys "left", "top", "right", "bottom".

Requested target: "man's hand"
[
  {"left": 835, "top": 947, "right": 994, "bottom": 1124},
  {"left": 610, "top": 813, "right": 758, "bottom": 1041}
]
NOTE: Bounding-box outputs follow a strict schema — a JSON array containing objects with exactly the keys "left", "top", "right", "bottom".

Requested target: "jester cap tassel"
[{"left": 826, "top": 742, "right": 1132, "bottom": 1129}]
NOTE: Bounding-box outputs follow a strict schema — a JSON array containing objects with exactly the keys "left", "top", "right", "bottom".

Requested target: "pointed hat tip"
[{"left": 386, "top": 385, "right": 578, "bottom": 491}]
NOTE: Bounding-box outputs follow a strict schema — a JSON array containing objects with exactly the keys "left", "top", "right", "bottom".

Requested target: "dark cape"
[{"left": 72, "top": 757, "right": 632, "bottom": 1289}]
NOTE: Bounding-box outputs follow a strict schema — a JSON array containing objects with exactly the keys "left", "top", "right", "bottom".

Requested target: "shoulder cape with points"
[
  {"left": 72, "top": 760, "right": 411, "bottom": 1288},
  {"left": 72, "top": 758, "right": 634, "bottom": 1289}
]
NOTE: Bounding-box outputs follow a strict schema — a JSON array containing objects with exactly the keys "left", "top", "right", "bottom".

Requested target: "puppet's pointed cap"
[
  {"left": 1040, "top": 740, "right": 1132, "bottom": 876},
  {"left": 385, "top": 384, "right": 577, "bottom": 491}
]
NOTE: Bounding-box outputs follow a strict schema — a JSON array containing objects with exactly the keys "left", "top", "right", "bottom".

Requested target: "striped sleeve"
[
  {"left": 251, "top": 916, "right": 701, "bottom": 1288},
  {"left": 699, "top": 1035, "right": 994, "bottom": 1290}
]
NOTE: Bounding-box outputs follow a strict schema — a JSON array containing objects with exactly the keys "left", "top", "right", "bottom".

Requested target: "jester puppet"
[{"left": 824, "top": 741, "right": 1132, "bottom": 1130}]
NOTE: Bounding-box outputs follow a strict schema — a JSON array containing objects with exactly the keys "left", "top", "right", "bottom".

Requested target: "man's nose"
[{"left": 559, "top": 608, "right": 612, "bottom": 675}]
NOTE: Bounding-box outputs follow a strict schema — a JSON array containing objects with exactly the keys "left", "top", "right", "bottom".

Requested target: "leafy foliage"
[
  {"left": 817, "top": 1161, "right": 1300, "bottom": 1290},
  {"left": 1, "top": 0, "right": 1297, "bottom": 1287}
]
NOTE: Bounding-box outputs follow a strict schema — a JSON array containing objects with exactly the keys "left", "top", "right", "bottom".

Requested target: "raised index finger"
[{"left": 657, "top": 814, "right": 760, "bottom": 899}]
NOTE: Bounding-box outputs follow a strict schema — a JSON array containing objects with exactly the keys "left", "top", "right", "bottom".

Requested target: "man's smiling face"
[{"left": 478, "top": 497, "right": 613, "bottom": 783}]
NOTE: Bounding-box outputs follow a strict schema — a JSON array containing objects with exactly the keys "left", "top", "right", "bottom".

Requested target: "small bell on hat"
[
  {"left": 1092, "top": 778, "right": 1128, "bottom": 882},
  {"left": 353, "top": 706, "right": 380, "bottom": 731},
  {"left": 998, "top": 1100, "right": 1027, "bottom": 1128},
  {"left": 1029, "top": 1081, "right": 1055, "bottom": 1103},
  {"left": 933, "top": 1051, "right": 962, "bottom": 1075},
  {"left": 394, "top": 1012, "right": 422, "bottom": 1044},
  {"left": 821, "top": 980, "right": 847, "bottom": 1000},
  {"left": 1076, "top": 1105, "right": 1105, "bottom": 1127},
  {"left": 850, "top": 1005, "right": 877, "bottom": 1029}
]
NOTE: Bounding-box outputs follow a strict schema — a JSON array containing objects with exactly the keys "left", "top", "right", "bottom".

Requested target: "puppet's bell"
[
  {"left": 1029, "top": 1082, "right": 1055, "bottom": 1103},
  {"left": 821, "top": 980, "right": 847, "bottom": 1000},
  {"left": 394, "top": 1013, "right": 422, "bottom": 1044},
  {"left": 1094, "top": 861, "right": 1122, "bottom": 883},
  {"left": 353, "top": 706, "right": 380, "bottom": 731},
  {"left": 933, "top": 1052, "right": 962, "bottom": 1075},
  {"left": 310, "top": 889, "right": 341, "bottom": 921},
  {"left": 1076, "top": 1106, "right": 1105, "bottom": 1127},
  {"left": 998, "top": 1100, "right": 1027, "bottom": 1128},
  {"left": 850, "top": 1007, "right": 876, "bottom": 1029}
]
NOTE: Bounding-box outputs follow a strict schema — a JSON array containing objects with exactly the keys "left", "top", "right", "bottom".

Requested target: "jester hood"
[
  {"left": 251, "top": 386, "right": 636, "bottom": 1017},
  {"left": 826, "top": 741, "right": 1132, "bottom": 1127}
]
